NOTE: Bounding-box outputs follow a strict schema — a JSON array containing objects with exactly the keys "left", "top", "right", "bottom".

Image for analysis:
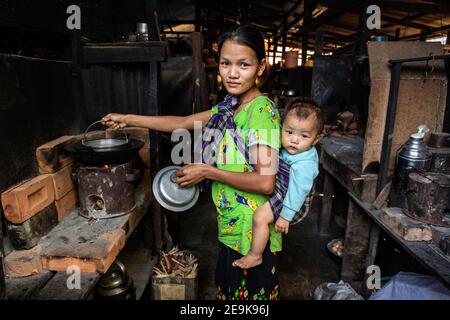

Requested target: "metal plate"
[{"left": 152, "top": 166, "right": 199, "bottom": 212}]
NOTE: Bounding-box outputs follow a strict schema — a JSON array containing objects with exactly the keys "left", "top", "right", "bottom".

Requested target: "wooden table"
[{"left": 317, "top": 136, "right": 377, "bottom": 282}]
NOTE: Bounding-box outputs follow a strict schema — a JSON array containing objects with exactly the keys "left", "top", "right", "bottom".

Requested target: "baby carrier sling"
[{"left": 198, "top": 94, "right": 313, "bottom": 225}]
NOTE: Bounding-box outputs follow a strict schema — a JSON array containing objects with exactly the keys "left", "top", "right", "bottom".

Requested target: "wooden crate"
[{"left": 151, "top": 270, "right": 198, "bottom": 300}]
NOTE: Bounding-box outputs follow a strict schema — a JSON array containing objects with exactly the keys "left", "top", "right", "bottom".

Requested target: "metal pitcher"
[{"left": 393, "top": 126, "right": 432, "bottom": 208}]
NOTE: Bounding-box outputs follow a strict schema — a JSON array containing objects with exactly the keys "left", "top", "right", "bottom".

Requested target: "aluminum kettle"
[{"left": 393, "top": 125, "right": 432, "bottom": 207}]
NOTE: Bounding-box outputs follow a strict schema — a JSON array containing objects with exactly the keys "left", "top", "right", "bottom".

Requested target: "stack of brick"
[{"left": 1, "top": 127, "right": 151, "bottom": 278}]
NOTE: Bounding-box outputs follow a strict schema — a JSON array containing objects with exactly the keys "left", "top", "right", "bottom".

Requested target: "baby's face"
[{"left": 281, "top": 111, "right": 321, "bottom": 155}]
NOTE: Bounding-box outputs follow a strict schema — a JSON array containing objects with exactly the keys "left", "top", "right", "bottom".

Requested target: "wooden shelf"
[{"left": 348, "top": 192, "right": 450, "bottom": 289}]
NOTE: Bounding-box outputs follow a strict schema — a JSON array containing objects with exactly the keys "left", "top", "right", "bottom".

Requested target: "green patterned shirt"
[{"left": 211, "top": 95, "right": 282, "bottom": 255}]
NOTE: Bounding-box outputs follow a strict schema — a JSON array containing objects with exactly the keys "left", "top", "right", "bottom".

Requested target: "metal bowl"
[
  {"left": 82, "top": 138, "right": 128, "bottom": 151},
  {"left": 152, "top": 166, "right": 199, "bottom": 212}
]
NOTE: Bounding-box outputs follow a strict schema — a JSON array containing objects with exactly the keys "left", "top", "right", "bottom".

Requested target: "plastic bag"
[
  {"left": 313, "top": 280, "right": 364, "bottom": 300},
  {"left": 369, "top": 272, "right": 450, "bottom": 300}
]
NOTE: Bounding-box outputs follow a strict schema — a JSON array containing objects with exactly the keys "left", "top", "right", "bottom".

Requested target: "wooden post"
[
  {"left": 189, "top": 32, "right": 209, "bottom": 113},
  {"left": 341, "top": 178, "right": 377, "bottom": 283},
  {"left": 0, "top": 212, "right": 6, "bottom": 300},
  {"left": 315, "top": 29, "right": 324, "bottom": 55},
  {"left": 302, "top": 2, "right": 313, "bottom": 66},
  {"left": 394, "top": 28, "right": 401, "bottom": 40},
  {"left": 319, "top": 171, "right": 334, "bottom": 235},
  {"left": 420, "top": 30, "right": 426, "bottom": 41},
  {"left": 353, "top": 1, "right": 371, "bottom": 56}
]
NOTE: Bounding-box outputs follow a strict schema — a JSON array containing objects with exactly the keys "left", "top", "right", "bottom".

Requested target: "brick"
[
  {"left": 42, "top": 229, "right": 126, "bottom": 273},
  {"left": 55, "top": 189, "right": 78, "bottom": 221},
  {"left": 36, "top": 136, "right": 78, "bottom": 174},
  {"left": 2, "top": 175, "right": 55, "bottom": 224},
  {"left": 50, "top": 164, "right": 75, "bottom": 200},
  {"left": 7, "top": 203, "right": 58, "bottom": 250},
  {"left": 3, "top": 245, "right": 43, "bottom": 277},
  {"left": 380, "top": 207, "right": 432, "bottom": 241}
]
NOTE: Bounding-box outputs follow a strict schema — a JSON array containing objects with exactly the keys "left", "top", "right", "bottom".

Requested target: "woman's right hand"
[{"left": 101, "top": 113, "right": 128, "bottom": 130}]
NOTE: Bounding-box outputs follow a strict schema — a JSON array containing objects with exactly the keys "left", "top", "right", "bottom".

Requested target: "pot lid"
[{"left": 152, "top": 166, "right": 199, "bottom": 212}]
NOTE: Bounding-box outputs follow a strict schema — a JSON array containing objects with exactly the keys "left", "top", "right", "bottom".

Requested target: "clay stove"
[{"left": 74, "top": 160, "right": 140, "bottom": 220}]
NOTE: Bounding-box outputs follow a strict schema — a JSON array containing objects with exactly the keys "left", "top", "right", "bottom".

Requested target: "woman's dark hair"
[
  {"left": 218, "top": 25, "right": 268, "bottom": 84},
  {"left": 218, "top": 25, "right": 266, "bottom": 62}
]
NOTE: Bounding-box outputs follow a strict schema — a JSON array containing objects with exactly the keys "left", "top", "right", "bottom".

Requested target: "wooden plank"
[
  {"left": 82, "top": 46, "right": 166, "bottom": 64},
  {"left": 319, "top": 171, "right": 335, "bottom": 235},
  {"left": 5, "top": 271, "right": 54, "bottom": 300},
  {"left": 319, "top": 136, "right": 377, "bottom": 199},
  {"left": 349, "top": 193, "right": 450, "bottom": 289},
  {"left": 36, "top": 271, "right": 100, "bottom": 300}
]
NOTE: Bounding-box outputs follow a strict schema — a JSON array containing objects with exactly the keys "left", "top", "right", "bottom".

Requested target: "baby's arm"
[{"left": 279, "top": 161, "right": 316, "bottom": 222}]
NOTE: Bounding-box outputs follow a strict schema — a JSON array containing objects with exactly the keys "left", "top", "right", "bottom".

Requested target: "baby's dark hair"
[{"left": 286, "top": 100, "right": 324, "bottom": 134}]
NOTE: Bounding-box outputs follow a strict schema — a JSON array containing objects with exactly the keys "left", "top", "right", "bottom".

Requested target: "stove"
[{"left": 73, "top": 160, "right": 141, "bottom": 220}]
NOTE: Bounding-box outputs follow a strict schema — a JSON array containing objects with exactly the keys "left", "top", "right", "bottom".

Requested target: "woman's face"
[{"left": 219, "top": 40, "right": 265, "bottom": 97}]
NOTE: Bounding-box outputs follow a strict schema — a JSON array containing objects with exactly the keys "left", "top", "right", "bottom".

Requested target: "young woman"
[{"left": 102, "top": 25, "right": 282, "bottom": 300}]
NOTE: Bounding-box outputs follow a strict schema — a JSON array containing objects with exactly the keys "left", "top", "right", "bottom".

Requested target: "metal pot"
[
  {"left": 82, "top": 120, "right": 129, "bottom": 151},
  {"left": 152, "top": 166, "right": 199, "bottom": 212},
  {"left": 64, "top": 120, "right": 144, "bottom": 166},
  {"left": 95, "top": 260, "right": 136, "bottom": 300}
]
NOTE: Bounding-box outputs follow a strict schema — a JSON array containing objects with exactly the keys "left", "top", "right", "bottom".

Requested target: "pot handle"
[
  {"left": 82, "top": 120, "right": 128, "bottom": 146},
  {"left": 114, "top": 260, "right": 129, "bottom": 283}
]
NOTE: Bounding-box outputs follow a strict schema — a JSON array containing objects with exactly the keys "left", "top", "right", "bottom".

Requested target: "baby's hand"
[{"left": 275, "top": 217, "right": 290, "bottom": 234}]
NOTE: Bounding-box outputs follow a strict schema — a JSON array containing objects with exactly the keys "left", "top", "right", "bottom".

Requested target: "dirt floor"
[{"left": 166, "top": 173, "right": 344, "bottom": 300}]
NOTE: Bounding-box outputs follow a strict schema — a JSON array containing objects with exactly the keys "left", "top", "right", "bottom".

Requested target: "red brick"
[
  {"left": 50, "top": 164, "right": 75, "bottom": 200},
  {"left": 55, "top": 189, "right": 78, "bottom": 221},
  {"left": 2, "top": 175, "right": 55, "bottom": 224},
  {"left": 4, "top": 245, "right": 44, "bottom": 277},
  {"left": 42, "top": 229, "right": 126, "bottom": 273},
  {"left": 36, "top": 136, "right": 77, "bottom": 174}
]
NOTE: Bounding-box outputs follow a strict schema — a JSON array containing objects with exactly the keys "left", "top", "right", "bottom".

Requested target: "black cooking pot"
[
  {"left": 65, "top": 138, "right": 144, "bottom": 166},
  {"left": 65, "top": 120, "right": 145, "bottom": 166}
]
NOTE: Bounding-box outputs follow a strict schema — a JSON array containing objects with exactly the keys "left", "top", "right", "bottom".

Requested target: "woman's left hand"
[{"left": 175, "top": 163, "right": 212, "bottom": 187}]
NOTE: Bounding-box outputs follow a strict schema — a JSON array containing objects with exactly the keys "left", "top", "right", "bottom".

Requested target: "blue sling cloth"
[{"left": 195, "top": 94, "right": 312, "bottom": 224}]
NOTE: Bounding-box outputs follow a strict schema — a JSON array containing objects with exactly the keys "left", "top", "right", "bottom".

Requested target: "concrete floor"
[{"left": 167, "top": 175, "right": 344, "bottom": 300}]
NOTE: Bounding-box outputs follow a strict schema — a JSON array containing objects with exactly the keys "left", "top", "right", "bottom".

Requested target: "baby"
[{"left": 233, "top": 101, "right": 323, "bottom": 269}]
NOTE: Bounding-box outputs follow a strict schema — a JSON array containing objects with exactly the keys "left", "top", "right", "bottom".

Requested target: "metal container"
[
  {"left": 95, "top": 260, "right": 136, "bottom": 300},
  {"left": 428, "top": 132, "right": 450, "bottom": 174},
  {"left": 152, "top": 166, "right": 199, "bottom": 212},
  {"left": 428, "top": 132, "right": 450, "bottom": 148},
  {"left": 75, "top": 161, "right": 139, "bottom": 219},
  {"left": 393, "top": 132, "right": 432, "bottom": 207},
  {"left": 405, "top": 172, "right": 450, "bottom": 226},
  {"left": 136, "top": 22, "right": 149, "bottom": 41}
]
